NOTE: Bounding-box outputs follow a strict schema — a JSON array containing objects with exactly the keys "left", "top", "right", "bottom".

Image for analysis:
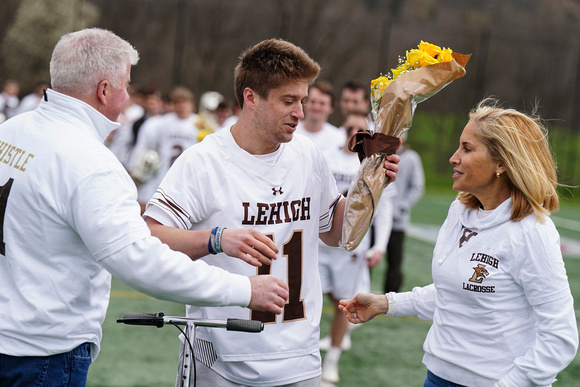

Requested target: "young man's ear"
[{"left": 243, "top": 87, "right": 257, "bottom": 109}]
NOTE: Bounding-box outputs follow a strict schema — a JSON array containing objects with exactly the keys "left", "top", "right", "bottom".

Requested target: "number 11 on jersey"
[{"left": 251, "top": 231, "right": 306, "bottom": 324}]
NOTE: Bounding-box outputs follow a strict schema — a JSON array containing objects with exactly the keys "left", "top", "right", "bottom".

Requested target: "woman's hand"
[{"left": 338, "top": 293, "right": 389, "bottom": 324}]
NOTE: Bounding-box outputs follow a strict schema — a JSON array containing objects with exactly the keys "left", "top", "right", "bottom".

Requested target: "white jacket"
[{"left": 0, "top": 89, "right": 251, "bottom": 361}]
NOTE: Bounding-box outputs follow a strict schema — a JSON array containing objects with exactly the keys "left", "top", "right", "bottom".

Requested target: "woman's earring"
[{"left": 496, "top": 172, "right": 501, "bottom": 178}]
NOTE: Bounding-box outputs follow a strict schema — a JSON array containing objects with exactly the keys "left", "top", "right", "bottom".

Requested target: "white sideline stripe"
[
  {"left": 407, "top": 223, "right": 439, "bottom": 244},
  {"left": 552, "top": 216, "right": 580, "bottom": 233},
  {"left": 408, "top": 223, "right": 580, "bottom": 258}
]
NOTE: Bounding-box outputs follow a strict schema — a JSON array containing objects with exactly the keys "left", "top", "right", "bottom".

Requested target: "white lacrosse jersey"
[
  {"left": 295, "top": 121, "right": 345, "bottom": 154},
  {"left": 145, "top": 128, "right": 341, "bottom": 385},
  {"left": 129, "top": 112, "right": 200, "bottom": 203}
]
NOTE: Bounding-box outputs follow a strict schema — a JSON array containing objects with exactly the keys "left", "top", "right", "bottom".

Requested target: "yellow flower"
[
  {"left": 406, "top": 49, "right": 438, "bottom": 68},
  {"left": 371, "top": 76, "right": 391, "bottom": 101},
  {"left": 370, "top": 41, "right": 456, "bottom": 114},
  {"left": 371, "top": 76, "right": 389, "bottom": 88},
  {"left": 391, "top": 65, "right": 407, "bottom": 79},
  {"left": 437, "top": 48, "right": 453, "bottom": 63},
  {"left": 418, "top": 40, "right": 442, "bottom": 58}
]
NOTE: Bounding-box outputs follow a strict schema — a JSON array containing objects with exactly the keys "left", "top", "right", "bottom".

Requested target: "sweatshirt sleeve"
[
  {"left": 99, "top": 237, "right": 252, "bottom": 307},
  {"left": 69, "top": 165, "right": 251, "bottom": 308},
  {"left": 391, "top": 283, "right": 438, "bottom": 321},
  {"left": 501, "top": 221, "right": 579, "bottom": 385},
  {"left": 501, "top": 293, "right": 578, "bottom": 386}
]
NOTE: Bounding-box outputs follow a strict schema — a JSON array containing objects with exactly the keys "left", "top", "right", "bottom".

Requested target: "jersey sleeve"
[
  {"left": 144, "top": 146, "right": 213, "bottom": 230},
  {"left": 314, "top": 146, "right": 341, "bottom": 233}
]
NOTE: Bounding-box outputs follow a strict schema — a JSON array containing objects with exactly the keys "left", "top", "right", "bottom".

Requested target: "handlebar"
[{"left": 117, "top": 312, "right": 264, "bottom": 333}]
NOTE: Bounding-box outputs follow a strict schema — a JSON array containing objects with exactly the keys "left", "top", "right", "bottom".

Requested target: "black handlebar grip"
[
  {"left": 226, "top": 318, "right": 264, "bottom": 333},
  {"left": 117, "top": 312, "right": 165, "bottom": 328}
]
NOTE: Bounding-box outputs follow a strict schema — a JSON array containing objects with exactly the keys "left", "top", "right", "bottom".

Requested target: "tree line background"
[{"left": 1, "top": 0, "right": 580, "bottom": 190}]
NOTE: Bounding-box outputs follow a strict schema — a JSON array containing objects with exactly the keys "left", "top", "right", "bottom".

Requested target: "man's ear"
[
  {"left": 243, "top": 87, "right": 256, "bottom": 109},
  {"left": 96, "top": 80, "right": 109, "bottom": 105}
]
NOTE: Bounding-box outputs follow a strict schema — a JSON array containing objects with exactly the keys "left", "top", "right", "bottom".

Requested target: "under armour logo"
[
  {"left": 459, "top": 226, "right": 478, "bottom": 248},
  {"left": 272, "top": 187, "right": 283, "bottom": 196}
]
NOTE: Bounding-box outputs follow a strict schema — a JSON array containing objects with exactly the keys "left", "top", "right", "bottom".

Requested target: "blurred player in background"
[
  {"left": 318, "top": 109, "right": 395, "bottom": 384},
  {"left": 129, "top": 85, "right": 200, "bottom": 213},
  {"left": 295, "top": 80, "right": 345, "bottom": 153},
  {"left": 384, "top": 131, "right": 424, "bottom": 293}
]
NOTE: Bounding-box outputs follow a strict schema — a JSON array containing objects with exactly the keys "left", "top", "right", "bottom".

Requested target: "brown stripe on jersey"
[
  {"left": 150, "top": 188, "right": 191, "bottom": 230},
  {"left": 319, "top": 194, "right": 342, "bottom": 232}
]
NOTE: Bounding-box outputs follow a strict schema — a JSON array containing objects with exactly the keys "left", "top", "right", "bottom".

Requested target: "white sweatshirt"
[{"left": 389, "top": 198, "right": 578, "bottom": 386}]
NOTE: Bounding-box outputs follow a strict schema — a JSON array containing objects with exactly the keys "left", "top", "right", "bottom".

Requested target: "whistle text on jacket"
[{"left": 0, "top": 141, "right": 35, "bottom": 172}]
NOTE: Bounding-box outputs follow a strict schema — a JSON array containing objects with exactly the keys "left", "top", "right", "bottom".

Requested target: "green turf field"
[{"left": 87, "top": 192, "right": 580, "bottom": 386}]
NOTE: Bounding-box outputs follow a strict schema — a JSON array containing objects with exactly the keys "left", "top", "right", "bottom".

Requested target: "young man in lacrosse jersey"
[{"left": 144, "top": 39, "right": 400, "bottom": 386}]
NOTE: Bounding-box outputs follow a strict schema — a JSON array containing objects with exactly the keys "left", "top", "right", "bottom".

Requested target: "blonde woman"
[{"left": 339, "top": 99, "right": 578, "bottom": 387}]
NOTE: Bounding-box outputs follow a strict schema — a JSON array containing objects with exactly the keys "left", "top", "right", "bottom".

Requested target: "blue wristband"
[{"left": 208, "top": 227, "right": 219, "bottom": 255}]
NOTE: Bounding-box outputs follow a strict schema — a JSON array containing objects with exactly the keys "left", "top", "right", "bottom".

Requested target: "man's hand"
[
  {"left": 365, "top": 248, "right": 384, "bottom": 268},
  {"left": 248, "top": 275, "right": 289, "bottom": 314},
  {"left": 221, "top": 229, "right": 279, "bottom": 267},
  {"left": 338, "top": 292, "right": 388, "bottom": 324},
  {"left": 383, "top": 151, "right": 400, "bottom": 184}
]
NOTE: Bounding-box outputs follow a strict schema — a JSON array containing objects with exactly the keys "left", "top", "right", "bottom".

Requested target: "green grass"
[
  {"left": 87, "top": 191, "right": 580, "bottom": 386},
  {"left": 87, "top": 284, "right": 183, "bottom": 386}
]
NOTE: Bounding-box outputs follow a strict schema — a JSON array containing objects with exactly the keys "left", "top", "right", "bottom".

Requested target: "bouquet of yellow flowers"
[{"left": 342, "top": 41, "right": 470, "bottom": 252}]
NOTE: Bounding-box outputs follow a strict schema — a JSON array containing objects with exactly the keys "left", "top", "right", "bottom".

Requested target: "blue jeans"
[
  {"left": 0, "top": 342, "right": 91, "bottom": 387},
  {"left": 424, "top": 370, "right": 466, "bottom": 387}
]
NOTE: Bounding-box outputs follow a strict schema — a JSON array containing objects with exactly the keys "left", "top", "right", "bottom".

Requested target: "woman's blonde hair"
[{"left": 458, "top": 98, "right": 559, "bottom": 222}]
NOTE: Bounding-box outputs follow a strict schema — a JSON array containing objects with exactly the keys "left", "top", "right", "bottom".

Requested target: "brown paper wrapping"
[{"left": 341, "top": 52, "right": 471, "bottom": 252}]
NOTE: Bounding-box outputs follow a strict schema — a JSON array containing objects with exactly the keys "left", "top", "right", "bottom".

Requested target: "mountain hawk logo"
[
  {"left": 459, "top": 226, "right": 478, "bottom": 248},
  {"left": 469, "top": 264, "right": 489, "bottom": 283},
  {"left": 272, "top": 187, "right": 283, "bottom": 196}
]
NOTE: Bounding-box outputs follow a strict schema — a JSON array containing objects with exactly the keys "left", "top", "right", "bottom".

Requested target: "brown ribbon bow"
[{"left": 347, "top": 130, "right": 399, "bottom": 162}]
